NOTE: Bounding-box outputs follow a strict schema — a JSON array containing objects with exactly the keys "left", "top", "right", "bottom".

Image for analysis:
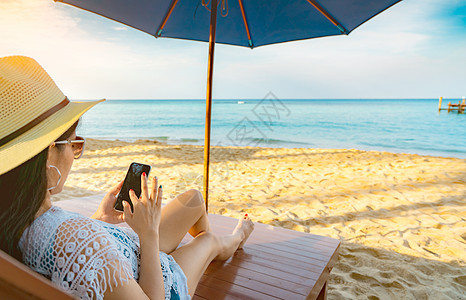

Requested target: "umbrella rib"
[
  {"left": 156, "top": 0, "right": 180, "bottom": 37},
  {"left": 238, "top": 0, "right": 253, "bottom": 48},
  {"left": 306, "top": 0, "right": 348, "bottom": 34}
]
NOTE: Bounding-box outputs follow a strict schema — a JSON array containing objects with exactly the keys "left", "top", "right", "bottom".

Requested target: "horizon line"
[{"left": 75, "top": 97, "right": 459, "bottom": 101}]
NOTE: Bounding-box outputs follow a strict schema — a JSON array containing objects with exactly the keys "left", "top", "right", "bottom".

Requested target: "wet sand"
[{"left": 54, "top": 138, "right": 466, "bottom": 299}]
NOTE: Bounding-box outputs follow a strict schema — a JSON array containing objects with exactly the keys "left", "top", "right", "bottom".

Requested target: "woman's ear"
[{"left": 47, "top": 143, "right": 56, "bottom": 162}]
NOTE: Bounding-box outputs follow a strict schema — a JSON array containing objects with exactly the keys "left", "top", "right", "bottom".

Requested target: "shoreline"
[
  {"left": 84, "top": 137, "right": 466, "bottom": 159},
  {"left": 55, "top": 138, "right": 466, "bottom": 299}
]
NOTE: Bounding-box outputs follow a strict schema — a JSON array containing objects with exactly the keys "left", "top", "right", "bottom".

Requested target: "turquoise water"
[{"left": 79, "top": 99, "right": 466, "bottom": 158}]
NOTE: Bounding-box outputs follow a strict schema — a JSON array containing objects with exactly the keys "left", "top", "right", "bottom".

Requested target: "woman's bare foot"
[
  {"left": 232, "top": 214, "right": 254, "bottom": 250},
  {"left": 214, "top": 214, "right": 255, "bottom": 261}
]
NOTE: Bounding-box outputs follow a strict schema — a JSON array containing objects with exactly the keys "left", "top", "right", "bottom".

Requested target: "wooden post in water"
[
  {"left": 447, "top": 101, "right": 451, "bottom": 112},
  {"left": 438, "top": 97, "right": 443, "bottom": 111}
]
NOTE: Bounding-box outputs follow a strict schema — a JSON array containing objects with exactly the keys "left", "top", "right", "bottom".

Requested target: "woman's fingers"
[
  {"left": 124, "top": 178, "right": 161, "bottom": 237},
  {"left": 156, "top": 185, "right": 162, "bottom": 208},
  {"left": 150, "top": 176, "right": 158, "bottom": 204},
  {"left": 129, "top": 188, "right": 141, "bottom": 212},
  {"left": 140, "top": 172, "right": 149, "bottom": 203},
  {"left": 109, "top": 180, "right": 124, "bottom": 196},
  {"left": 122, "top": 200, "right": 132, "bottom": 222}
]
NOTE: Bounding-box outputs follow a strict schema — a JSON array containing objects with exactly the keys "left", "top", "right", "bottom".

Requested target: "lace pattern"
[{"left": 19, "top": 206, "right": 190, "bottom": 300}]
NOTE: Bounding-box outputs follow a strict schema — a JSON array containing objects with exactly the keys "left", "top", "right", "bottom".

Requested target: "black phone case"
[{"left": 114, "top": 162, "right": 151, "bottom": 212}]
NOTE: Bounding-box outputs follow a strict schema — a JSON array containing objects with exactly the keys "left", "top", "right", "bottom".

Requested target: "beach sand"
[{"left": 53, "top": 138, "right": 466, "bottom": 299}]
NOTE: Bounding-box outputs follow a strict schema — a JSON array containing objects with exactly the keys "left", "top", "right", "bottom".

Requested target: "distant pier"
[{"left": 438, "top": 97, "right": 465, "bottom": 113}]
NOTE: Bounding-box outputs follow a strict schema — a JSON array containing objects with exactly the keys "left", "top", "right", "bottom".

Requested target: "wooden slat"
[
  {"left": 204, "top": 262, "right": 310, "bottom": 296},
  {"left": 208, "top": 255, "right": 316, "bottom": 287},
  {"left": 195, "top": 283, "right": 245, "bottom": 300},
  {"left": 198, "top": 275, "right": 281, "bottom": 300},
  {"left": 249, "top": 242, "right": 331, "bottom": 264},
  {"left": 53, "top": 195, "right": 340, "bottom": 299},
  {"left": 201, "top": 264, "right": 305, "bottom": 299},
  {"left": 232, "top": 247, "right": 325, "bottom": 276},
  {"left": 221, "top": 250, "right": 320, "bottom": 282}
]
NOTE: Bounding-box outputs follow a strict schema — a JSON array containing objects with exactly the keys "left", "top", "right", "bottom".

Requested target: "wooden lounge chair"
[{"left": 0, "top": 195, "right": 340, "bottom": 299}]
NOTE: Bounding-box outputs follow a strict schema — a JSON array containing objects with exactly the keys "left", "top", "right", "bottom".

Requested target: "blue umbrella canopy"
[
  {"left": 57, "top": 0, "right": 401, "bottom": 48},
  {"left": 55, "top": 0, "right": 402, "bottom": 209}
]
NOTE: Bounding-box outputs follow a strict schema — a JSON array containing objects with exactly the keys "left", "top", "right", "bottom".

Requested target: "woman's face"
[{"left": 47, "top": 130, "right": 77, "bottom": 194}]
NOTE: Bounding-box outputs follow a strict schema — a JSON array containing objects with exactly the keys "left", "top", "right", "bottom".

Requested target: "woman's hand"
[
  {"left": 91, "top": 180, "right": 124, "bottom": 224},
  {"left": 123, "top": 174, "right": 162, "bottom": 241}
]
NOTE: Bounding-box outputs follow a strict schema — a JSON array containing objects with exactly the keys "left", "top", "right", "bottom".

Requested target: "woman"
[{"left": 0, "top": 56, "right": 254, "bottom": 300}]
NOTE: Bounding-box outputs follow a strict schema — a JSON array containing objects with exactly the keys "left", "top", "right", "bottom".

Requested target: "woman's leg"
[
  {"left": 159, "top": 189, "right": 210, "bottom": 254},
  {"left": 170, "top": 216, "right": 254, "bottom": 297}
]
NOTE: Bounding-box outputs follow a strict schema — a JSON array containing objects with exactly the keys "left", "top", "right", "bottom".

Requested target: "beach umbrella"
[{"left": 55, "top": 0, "right": 401, "bottom": 211}]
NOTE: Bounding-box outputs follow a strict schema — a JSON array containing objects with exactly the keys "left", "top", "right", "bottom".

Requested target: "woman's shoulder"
[
  {"left": 20, "top": 206, "right": 101, "bottom": 246},
  {"left": 26, "top": 205, "right": 89, "bottom": 229}
]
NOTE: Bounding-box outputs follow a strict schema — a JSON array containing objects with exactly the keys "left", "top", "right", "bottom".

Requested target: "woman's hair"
[{"left": 0, "top": 120, "right": 79, "bottom": 260}]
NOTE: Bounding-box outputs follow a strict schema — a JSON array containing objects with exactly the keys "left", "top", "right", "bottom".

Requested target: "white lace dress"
[{"left": 19, "top": 206, "right": 190, "bottom": 300}]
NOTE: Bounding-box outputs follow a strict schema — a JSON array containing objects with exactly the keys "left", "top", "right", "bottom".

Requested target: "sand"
[{"left": 53, "top": 138, "right": 466, "bottom": 299}]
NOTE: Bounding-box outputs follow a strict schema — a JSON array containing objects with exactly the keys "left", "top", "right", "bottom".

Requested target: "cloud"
[
  {"left": 211, "top": 0, "right": 466, "bottom": 98},
  {"left": 0, "top": 0, "right": 464, "bottom": 99},
  {"left": 0, "top": 0, "right": 209, "bottom": 99}
]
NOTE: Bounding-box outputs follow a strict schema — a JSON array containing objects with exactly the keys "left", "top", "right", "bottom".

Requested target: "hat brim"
[{"left": 0, "top": 99, "right": 104, "bottom": 175}]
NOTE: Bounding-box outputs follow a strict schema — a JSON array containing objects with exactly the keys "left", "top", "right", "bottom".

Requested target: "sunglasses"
[{"left": 54, "top": 136, "right": 86, "bottom": 159}]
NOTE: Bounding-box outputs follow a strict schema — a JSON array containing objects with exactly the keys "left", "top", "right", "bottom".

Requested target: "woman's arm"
[
  {"left": 123, "top": 175, "right": 165, "bottom": 299},
  {"left": 138, "top": 234, "right": 164, "bottom": 299},
  {"left": 104, "top": 233, "right": 164, "bottom": 300},
  {"left": 97, "top": 175, "right": 165, "bottom": 299}
]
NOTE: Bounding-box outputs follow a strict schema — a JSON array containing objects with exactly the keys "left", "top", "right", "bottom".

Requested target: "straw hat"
[{"left": 0, "top": 56, "right": 104, "bottom": 175}]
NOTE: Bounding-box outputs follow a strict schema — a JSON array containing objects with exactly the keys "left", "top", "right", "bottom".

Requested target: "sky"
[{"left": 0, "top": 0, "right": 465, "bottom": 100}]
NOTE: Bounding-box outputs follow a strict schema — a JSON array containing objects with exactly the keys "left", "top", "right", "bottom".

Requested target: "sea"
[{"left": 78, "top": 99, "right": 466, "bottom": 159}]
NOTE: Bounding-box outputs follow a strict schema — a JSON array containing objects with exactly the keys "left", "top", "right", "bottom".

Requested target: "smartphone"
[{"left": 114, "top": 162, "right": 152, "bottom": 212}]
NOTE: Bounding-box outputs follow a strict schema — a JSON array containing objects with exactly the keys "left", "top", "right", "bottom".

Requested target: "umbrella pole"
[{"left": 203, "top": 0, "right": 218, "bottom": 213}]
